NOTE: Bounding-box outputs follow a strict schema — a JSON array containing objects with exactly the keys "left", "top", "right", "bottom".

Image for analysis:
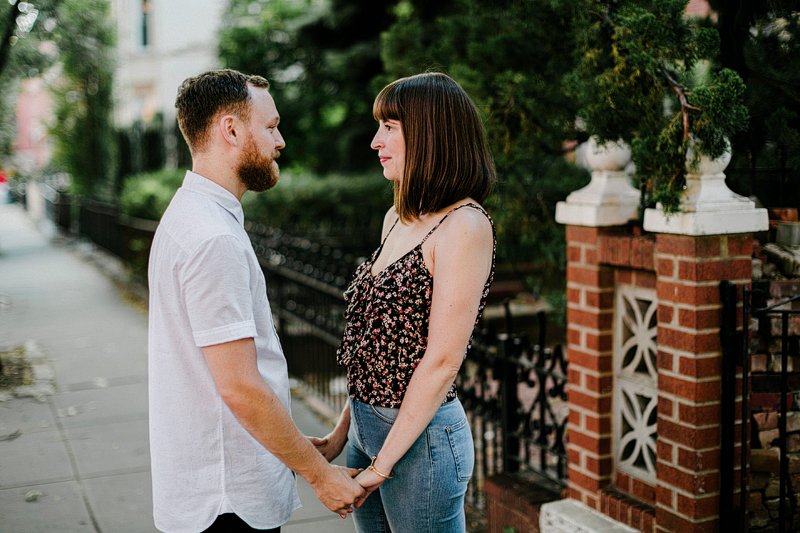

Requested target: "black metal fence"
[
  {"left": 40, "top": 191, "right": 158, "bottom": 278},
  {"left": 41, "top": 192, "right": 569, "bottom": 511},
  {"left": 721, "top": 280, "right": 800, "bottom": 533},
  {"left": 249, "top": 222, "right": 569, "bottom": 509}
]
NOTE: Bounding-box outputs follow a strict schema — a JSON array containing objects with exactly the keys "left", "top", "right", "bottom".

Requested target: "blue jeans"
[{"left": 347, "top": 398, "right": 474, "bottom": 533}]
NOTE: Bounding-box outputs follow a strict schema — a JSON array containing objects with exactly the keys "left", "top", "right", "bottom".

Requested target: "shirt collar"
[{"left": 181, "top": 171, "right": 245, "bottom": 226}]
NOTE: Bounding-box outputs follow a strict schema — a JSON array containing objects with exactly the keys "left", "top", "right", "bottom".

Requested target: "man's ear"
[{"left": 219, "top": 114, "right": 239, "bottom": 147}]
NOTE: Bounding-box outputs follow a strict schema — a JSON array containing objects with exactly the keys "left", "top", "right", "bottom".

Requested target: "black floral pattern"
[{"left": 336, "top": 204, "right": 496, "bottom": 408}]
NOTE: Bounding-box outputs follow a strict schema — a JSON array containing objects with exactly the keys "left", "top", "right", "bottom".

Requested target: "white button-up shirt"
[{"left": 148, "top": 171, "right": 300, "bottom": 532}]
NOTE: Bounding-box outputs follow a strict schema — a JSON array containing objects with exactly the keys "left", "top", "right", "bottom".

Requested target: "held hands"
[
  {"left": 353, "top": 456, "right": 394, "bottom": 507},
  {"left": 309, "top": 464, "right": 365, "bottom": 519}
]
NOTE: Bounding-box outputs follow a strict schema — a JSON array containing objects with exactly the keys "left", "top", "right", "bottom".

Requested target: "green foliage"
[
  {"left": 380, "top": 0, "right": 590, "bottom": 300},
  {"left": 119, "top": 168, "right": 184, "bottom": 220},
  {"left": 0, "top": 0, "right": 60, "bottom": 162},
  {"left": 567, "top": 0, "right": 749, "bottom": 213},
  {"left": 213, "top": 0, "right": 796, "bottom": 323},
  {"left": 119, "top": 167, "right": 392, "bottom": 253},
  {"left": 218, "top": 0, "right": 395, "bottom": 174},
  {"left": 49, "top": 0, "right": 116, "bottom": 197},
  {"left": 116, "top": 114, "right": 168, "bottom": 186},
  {"left": 242, "top": 171, "right": 392, "bottom": 248},
  {"left": 708, "top": 0, "right": 800, "bottom": 203}
]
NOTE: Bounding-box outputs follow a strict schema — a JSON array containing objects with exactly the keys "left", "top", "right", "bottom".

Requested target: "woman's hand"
[
  {"left": 353, "top": 467, "right": 387, "bottom": 507},
  {"left": 309, "top": 423, "right": 348, "bottom": 462}
]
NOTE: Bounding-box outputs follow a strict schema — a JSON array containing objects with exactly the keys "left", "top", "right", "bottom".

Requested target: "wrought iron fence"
[
  {"left": 248, "top": 222, "right": 569, "bottom": 509},
  {"left": 49, "top": 202, "right": 569, "bottom": 510},
  {"left": 41, "top": 184, "right": 72, "bottom": 232},
  {"left": 460, "top": 315, "right": 569, "bottom": 505},
  {"left": 721, "top": 280, "right": 800, "bottom": 533},
  {"left": 76, "top": 199, "right": 158, "bottom": 279},
  {"left": 248, "top": 222, "right": 355, "bottom": 411}
]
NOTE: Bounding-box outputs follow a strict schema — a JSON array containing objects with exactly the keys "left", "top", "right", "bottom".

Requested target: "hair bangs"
[{"left": 373, "top": 82, "right": 403, "bottom": 123}]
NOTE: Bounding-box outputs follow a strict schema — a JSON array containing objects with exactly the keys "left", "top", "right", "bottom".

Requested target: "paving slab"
[
  {"left": 51, "top": 382, "right": 148, "bottom": 429},
  {"left": 64, "top": 419, "right": 150, "bottom": 478},
  {"left": 0, "top": 428, "right": 74, "bottom": 488},
  {"left": 0, "top": 397, "right": 57, "bottom": 435},
  {"left": 0, "top": 481, "right": 96, "bottom": 533},
  {"left": 83, "top": 471, "right": 158, "bottom": 533},
  {"left": 0, "top": 203, "right": 358, "bottom": 532}
]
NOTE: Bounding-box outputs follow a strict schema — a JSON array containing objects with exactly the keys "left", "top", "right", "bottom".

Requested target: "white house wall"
[{"left": 112, "top": 0, "right": 225, "bottom": 127}]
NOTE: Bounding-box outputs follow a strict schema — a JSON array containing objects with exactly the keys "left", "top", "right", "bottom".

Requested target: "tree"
[
  {"left": 0, "top": 0, "right": 116, "bottom": 197},
  {"left": 218, "top": 0, "right": 395, "bottom": 174},
  {"left": 380, "top": 0, "right": 591, "bottom": 302},
  {"left": 49, "top": 0, "right": 116, "bottom": 196},
  {"left": 709, "top": 1, "right": 800, "bottom": 206},
  {"left": 566, "top": 0, "right": 749, "bottom": 213},
  {"left": 0, "top": 0, "right": 60, "bottom": 160}
]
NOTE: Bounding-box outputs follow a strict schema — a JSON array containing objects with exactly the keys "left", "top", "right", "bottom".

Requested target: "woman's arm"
[
  {"left": 356, "top": 207, "right": 494, "bottom": 492},
  {"left": 310, "top": 401, "right": 351, "bottom": 462}
]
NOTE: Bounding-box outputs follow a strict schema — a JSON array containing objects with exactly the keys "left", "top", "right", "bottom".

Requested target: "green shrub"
[
  {"left": 242, "top": 171, "right": 393, "bottom": 250},
  {"left": 119, "top": 168, "right": 392, "bottom": 248},
  {"left": 119, "top": 168, "right": 184, "bottom": 220}
]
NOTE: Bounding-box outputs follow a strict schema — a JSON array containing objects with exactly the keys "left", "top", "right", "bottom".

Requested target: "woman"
[{"left": 313, "top": 72, "right": 496, "bottom": 532}]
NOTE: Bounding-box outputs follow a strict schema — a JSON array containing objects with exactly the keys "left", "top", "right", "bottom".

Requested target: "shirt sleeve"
[{"left": 180, "top": 234, "right": 258, "bottom": 347}]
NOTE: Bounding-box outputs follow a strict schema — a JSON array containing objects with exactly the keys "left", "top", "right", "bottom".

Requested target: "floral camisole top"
[{"left": 335, "top": 203, "right": 496, "bottom": 408}]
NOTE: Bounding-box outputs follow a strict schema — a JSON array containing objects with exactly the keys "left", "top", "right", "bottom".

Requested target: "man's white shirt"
[{"left": 148, "top": 171, "right": 300, "bottom": 532}]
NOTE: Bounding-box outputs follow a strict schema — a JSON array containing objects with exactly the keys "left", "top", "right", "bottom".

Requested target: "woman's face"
[{"left": 370, "top": 119, "right": 405, "bottom": 182}]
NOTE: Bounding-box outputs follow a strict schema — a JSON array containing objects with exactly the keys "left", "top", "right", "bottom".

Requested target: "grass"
[{"left": 0, "top": 346, "right": 33, "bottom": 390}]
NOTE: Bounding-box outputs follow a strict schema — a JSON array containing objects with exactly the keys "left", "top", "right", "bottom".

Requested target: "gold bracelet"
[{"left": 368, "top": 455, "right": 395, "bottom": 479}]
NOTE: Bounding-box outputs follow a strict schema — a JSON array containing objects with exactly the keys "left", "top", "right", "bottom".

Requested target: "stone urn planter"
[
  {"left": 555, "top": 137, "right": 640, "bottom": 227},
  {"left": 643, "top": 139, "right": 768, "bottom": 235}
]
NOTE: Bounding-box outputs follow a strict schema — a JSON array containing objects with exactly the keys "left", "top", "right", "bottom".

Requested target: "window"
[{"left": 141, "top": 0, "right": 151, "bottom": 47}]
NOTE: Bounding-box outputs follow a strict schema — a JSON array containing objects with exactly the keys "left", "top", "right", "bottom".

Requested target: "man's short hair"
[{"left": 175, "top": 69, "right": 270, "bottom": 152}]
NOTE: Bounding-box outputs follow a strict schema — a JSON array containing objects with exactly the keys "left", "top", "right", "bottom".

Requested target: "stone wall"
[{"left": 748, "top": 280, "right": 800, "bottom": 532}]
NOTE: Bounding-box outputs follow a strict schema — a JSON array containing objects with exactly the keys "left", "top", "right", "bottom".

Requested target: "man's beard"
[{"left": 237, "top": 137, "right": 280, "bottom": 192}]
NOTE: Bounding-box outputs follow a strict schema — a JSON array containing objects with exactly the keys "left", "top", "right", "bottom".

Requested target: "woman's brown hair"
[{"left": 373, "top": 72, "right": 496, "bottom": 222}]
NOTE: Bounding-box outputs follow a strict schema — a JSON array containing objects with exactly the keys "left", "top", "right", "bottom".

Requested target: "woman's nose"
[{"left": 370, "top": 131, "right": 382, "bottom": 150}]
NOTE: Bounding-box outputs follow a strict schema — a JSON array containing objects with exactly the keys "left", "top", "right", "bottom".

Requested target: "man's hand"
[{"left": 309, "top": 464, "right": 365, "bottom": 518}]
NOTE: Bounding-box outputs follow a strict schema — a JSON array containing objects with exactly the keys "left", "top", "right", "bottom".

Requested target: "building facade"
[{"left": 111, "top": 0, "right": 226, "bottom": 128}]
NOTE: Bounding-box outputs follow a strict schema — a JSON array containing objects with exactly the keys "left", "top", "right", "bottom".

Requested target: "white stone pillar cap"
[{"left": 555, "top": 137, "right": 640, "bottom": 227}]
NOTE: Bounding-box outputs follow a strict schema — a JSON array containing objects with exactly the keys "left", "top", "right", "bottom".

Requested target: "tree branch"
[{"left": 661, "top": 67, "right": 701, "bottom": 143}]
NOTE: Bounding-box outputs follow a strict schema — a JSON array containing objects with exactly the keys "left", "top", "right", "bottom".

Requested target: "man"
[{"left": 148, "top": 69, "right": 364, "bottom": 533}]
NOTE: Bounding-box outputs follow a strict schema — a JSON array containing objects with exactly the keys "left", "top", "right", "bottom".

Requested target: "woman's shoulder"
[
  {"left": 379, "top": 206, "right": 400, "bottom": 239},
  {"left": 436, "top": 201, "right": 494, "bottom": 241},
  {"left": 383, "top": 205, "right": 398, "bottom": 223}
]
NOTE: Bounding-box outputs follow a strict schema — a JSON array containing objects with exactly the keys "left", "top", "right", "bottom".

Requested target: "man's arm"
[{"left": 203, "top": 338, "right": 364, "bottom": 515}]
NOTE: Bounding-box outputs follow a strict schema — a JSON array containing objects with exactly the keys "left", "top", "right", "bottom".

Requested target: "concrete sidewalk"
[{"left": 0, "top": 202, "right": 355, "bottom": 532}]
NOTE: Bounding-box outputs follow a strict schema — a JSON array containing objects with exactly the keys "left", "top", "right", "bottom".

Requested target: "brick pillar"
[
  {"left": 653, "top": 233, "right": 753, "bottom": 532},
  {"left": 565, "top": 225, "right": 616, "bottom": 508}
]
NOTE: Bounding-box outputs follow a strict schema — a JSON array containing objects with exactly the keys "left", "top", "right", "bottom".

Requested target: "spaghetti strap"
[
  {"left": 371, "top": 217, "right": 401, "bottom": 261},
  {"left": 419, "top": 202, "right": 490, "bottom": 244}
]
